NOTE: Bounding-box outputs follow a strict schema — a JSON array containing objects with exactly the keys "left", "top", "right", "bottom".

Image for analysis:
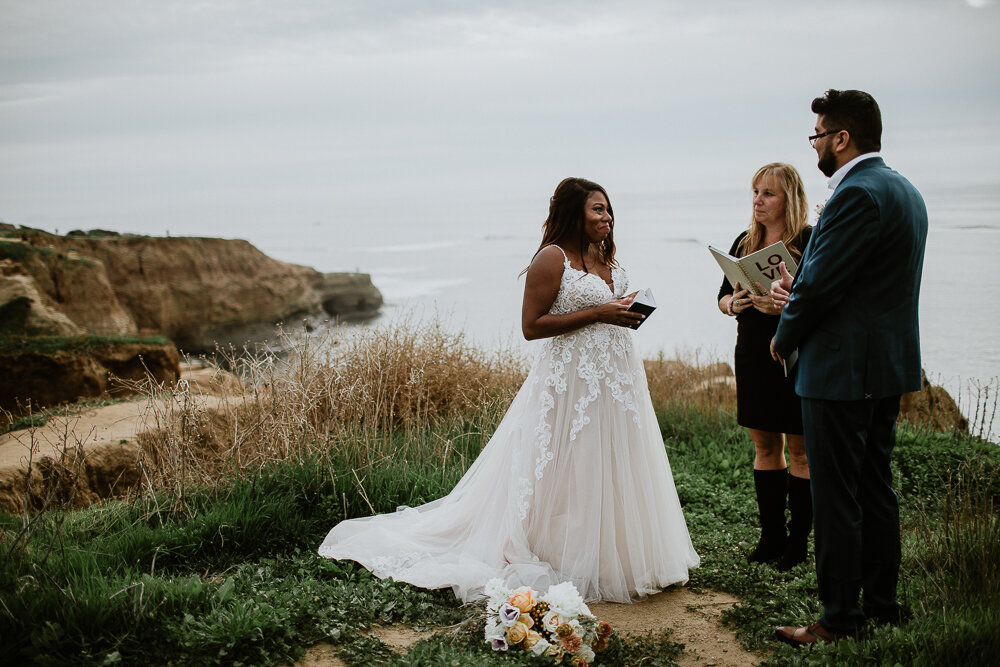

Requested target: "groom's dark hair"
[{"left": 812, "top": 89, "right": 882, "bottom": 153}]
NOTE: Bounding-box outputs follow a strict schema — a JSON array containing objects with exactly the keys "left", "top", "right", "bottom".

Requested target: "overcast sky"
[{"left": 2, "top": 0, "right": 998, "bottom": 236}]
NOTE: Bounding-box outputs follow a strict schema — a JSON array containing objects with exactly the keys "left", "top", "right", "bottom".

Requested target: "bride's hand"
[{"left": 595, "top": 300, "right": 644, "bottom": 328}]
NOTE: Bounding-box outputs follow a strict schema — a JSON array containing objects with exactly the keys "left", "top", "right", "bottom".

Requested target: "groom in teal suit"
[{"left": 769, "top": 89, "right": 928, "bottom": 645}]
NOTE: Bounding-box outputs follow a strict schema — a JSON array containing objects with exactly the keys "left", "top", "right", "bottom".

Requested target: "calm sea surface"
[{"left": 245, "top": 182, "right": 1000, "bottom": 436}]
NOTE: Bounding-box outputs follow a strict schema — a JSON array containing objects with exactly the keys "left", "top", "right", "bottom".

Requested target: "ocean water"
[{"left": 248, "top": 182, "right": 1000, "bottom": 435}]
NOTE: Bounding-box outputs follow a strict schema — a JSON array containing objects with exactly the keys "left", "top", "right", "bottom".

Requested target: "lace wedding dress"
[{"left": 318, "top": 249, "right": 699, "bottom": 603}]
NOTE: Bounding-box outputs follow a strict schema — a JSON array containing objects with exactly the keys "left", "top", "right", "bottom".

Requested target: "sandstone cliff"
[
  {"left": 1, "top": 226, "right": 382, "bottom": 351},
  {"left": 0, "top": 337, "right": 181, "bottom": 414},
  {"left": 0, "top": 225, "right": 382, "bottom": 417}
]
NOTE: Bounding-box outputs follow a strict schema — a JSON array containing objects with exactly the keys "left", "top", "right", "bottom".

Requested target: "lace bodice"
[
  {"left": 548, "top": 251, "right": 629, "bottom": 314},
  {"left": 515, "top": 247, "right": 644, "bottom": 519}
]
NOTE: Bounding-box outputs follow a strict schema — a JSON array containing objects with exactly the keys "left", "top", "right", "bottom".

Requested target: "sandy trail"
[
  {"left": 0, "top": 365, "right": 234, "bottom": 470},
  {"left": 286, "top": 587, "right": 761, "bottom": 666}
]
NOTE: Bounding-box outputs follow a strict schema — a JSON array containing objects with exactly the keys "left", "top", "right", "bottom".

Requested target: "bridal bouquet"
[{"left": 483, "top": 578, "right": 612, "bottom": 664}]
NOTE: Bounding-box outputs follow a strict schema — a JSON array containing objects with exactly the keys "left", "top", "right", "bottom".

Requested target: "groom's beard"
[{"left": 817, "top": 145, "right": 837, "bottom": 178}]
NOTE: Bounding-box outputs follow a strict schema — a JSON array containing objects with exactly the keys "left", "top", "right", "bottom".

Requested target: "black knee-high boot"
[
  {"left": 778, "top": 474, "right": 813, "bottom": 570},
  {"left": 748, "top": 468, "right": 788, "bottom": 564}
]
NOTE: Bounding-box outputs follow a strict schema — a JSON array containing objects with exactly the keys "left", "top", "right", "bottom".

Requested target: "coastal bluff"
[
  {"left": 0, "top": 225, "right": 382, "bottom": 415},
  {"left": 0, "top": 226, "right": 382, "bottom": 351}
]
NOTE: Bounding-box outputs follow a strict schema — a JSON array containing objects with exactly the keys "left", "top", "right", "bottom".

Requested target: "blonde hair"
[{"left": 737, "top": 163, "right": 810, "bottom": 258}]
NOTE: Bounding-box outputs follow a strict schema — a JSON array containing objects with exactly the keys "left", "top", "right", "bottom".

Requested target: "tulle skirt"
[{"left": 318, "top": 327, "right": 699, "bottom": 603}]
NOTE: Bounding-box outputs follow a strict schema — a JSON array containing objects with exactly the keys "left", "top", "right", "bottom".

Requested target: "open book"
[
  {"left": 709, "top": 241, "right": 798, "bottom": 296},
  {"left": 625, "top": 288, "right": 655, "bottom": 330}
]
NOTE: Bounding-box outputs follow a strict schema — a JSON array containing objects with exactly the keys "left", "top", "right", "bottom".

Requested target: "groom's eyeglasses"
[{"left": 808, "top": 129, "right": 844, "bottom": 147}]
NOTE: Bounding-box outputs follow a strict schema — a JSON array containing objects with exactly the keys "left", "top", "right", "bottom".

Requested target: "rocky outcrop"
[
  {"left": 0, "top": 227, "right": 382, "bottom": 352},
  {"left": 0, "top": 238, "right": 138, "bottom": 337},
  {"left": 0, "top": 339, "right": 181, "bottom": 414},
  {"left": 900, "top": 370, "right": 969, "bottom": 433},
  {"left": 0, "top": 275, "right": 82, "bottom": 337},
  {"left": 318, "top": 272, "right": 384, "bottom": 319},
  {"left": 0, "top": 440, "right": 143, "bottom": 514}
]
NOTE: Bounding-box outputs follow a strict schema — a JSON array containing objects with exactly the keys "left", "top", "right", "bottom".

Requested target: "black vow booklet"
[{"left": 626, "top": 288, "right": 656, "bottom": 330}]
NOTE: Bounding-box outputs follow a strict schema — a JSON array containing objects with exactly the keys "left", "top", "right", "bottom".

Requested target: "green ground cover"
[
  {"left": 1, "top": 404, "right": 997, "bottom": 666},
  {"left": 0, "top": 334, "right": 171, "bottom": 356}
]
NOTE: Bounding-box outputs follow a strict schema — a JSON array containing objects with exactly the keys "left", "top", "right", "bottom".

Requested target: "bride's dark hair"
[{"left": 531, "top": 177, "right": 617, "bottom": 275}]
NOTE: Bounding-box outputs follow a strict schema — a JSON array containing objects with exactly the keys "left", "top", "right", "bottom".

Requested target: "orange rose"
[
  {"left": 523, "top": 629, "right": 542, "bottom": 648},
  {"left": 508, "top": 587, "right": 536, "bottom": 612},
  {"left": 594, "top": 637, "right": 608, "bottom": 652},
  {"left": 506, "top": 621, "right": 528, "bottom": 645}
]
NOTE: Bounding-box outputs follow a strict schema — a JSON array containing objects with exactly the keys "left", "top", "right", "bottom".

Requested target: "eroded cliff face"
[
  {"left": 0, "top": 227, "right": 382, "bottom": 351},
  {"left": 0, "top": 226, "right": 382, "bottom": 416},
  {"left": 0, "top": 340, "right": 182, "bottom": 413}
]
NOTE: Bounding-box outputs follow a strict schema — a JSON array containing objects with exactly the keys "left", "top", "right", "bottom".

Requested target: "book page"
[
  {"left": 708, "top": 246, "right": 752, "bottom": 294},
  {"left": 736, "top": 241, "right": 798, "bottom": 295}
]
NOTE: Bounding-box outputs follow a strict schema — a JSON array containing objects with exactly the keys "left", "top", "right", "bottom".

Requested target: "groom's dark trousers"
[{"left": 773, "top": 157, "right": 928, "bottom": 634}]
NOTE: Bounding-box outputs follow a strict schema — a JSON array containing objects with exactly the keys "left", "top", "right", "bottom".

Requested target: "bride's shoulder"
[
  {"left": 530, "top": 245, "right": 569, "bottom": 269},
  {"left": 524, "top": 245, "right": 569, "bottom": 287},
  {"left": 538, "top": 244, "right": 568, "bottom": 261}
]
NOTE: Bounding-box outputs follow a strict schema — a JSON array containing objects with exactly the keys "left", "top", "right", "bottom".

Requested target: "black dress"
[{"left": 717, "top": 229, "right": 811, "bottom": 434}]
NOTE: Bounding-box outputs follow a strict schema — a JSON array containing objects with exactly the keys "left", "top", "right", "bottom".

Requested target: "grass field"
[{"left": 1, "top": 322, "right": 997, "bottom": 666}]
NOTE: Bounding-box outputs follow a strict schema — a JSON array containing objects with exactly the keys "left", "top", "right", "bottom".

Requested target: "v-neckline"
[
  {"left": 567, "top": 264, "right": 615, "bottom": 293},
  {"left": 550, "top": 244, "right": 615, "bottom": 293}
]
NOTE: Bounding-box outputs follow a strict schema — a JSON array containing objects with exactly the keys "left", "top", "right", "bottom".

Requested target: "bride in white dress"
[{"left": 319, "top": 177, "right": 699, "bottom": 603}]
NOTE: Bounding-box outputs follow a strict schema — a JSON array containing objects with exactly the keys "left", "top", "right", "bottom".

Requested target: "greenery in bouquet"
[{"left": 483, "top": 579, "right": 613, "bottom": 665}]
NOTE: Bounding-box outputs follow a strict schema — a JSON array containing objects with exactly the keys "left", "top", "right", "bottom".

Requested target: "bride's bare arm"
[{"left": 521, "top": 246, "right": 643, "bottom": 341}]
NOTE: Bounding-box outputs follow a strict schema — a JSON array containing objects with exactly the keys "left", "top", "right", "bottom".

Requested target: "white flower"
[
  {"left": 577, "top": 645, "right": 596, "bottom": 662},
  {"left": 529, "top": 637, "right": 553, "bottom": 657},
  {"left": 541, "top": 581, "right": 587, "bottom": 617},
  {"left": 499, "top": 602, "right": 521, "bottom": 627},
  {"left": 484, "top": 578, "right": 510, "bottom": 614},
  {"left": 484, "top": 619, "right": 504, "bottom": 641},
  {"left": 541, "top": 610, "right": 562, "bottom": 634}
]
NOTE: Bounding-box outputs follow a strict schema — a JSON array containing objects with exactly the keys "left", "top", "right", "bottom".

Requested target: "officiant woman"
[{"left": 717, "top": 163, "right": 813, "bottom": 570}]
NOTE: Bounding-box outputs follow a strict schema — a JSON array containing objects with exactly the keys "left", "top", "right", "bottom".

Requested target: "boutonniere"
[{"left": 814, "top": 199, "right": 828, "bottom": 222}]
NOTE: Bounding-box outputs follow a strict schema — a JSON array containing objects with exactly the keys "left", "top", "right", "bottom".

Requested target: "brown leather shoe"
[{"left": 774, "top": 621, "right": 851, "bottom": 647}]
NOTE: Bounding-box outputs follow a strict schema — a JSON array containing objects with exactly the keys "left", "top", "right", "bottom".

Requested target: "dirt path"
[
  {"left": 0, "top": 365, "right": 236, "bottom": 469},
  {"left": 285, "top": 587, "right": 761, "bottom": 666},
  {"left": 0, "top": 364, "right": 243, "bottom": 511}
]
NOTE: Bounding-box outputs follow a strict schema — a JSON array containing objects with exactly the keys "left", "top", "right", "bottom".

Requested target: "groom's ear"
[{"left": 832, "top": 129, "right": 853, "bottom": 155}]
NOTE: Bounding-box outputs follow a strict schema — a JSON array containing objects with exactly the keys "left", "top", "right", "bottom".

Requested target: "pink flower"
[{"left": 560, "top": 634, "right": 583, "bottom": 654}]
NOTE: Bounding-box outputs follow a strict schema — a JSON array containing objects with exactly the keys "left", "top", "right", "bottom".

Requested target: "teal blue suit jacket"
[{"left": 773, "top": 157, "right": 928, "bottom": 401}]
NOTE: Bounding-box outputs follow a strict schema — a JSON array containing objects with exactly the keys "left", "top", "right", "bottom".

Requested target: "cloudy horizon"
[{"left": 2, "top": 0, "right": 999, "bottom": 238}]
